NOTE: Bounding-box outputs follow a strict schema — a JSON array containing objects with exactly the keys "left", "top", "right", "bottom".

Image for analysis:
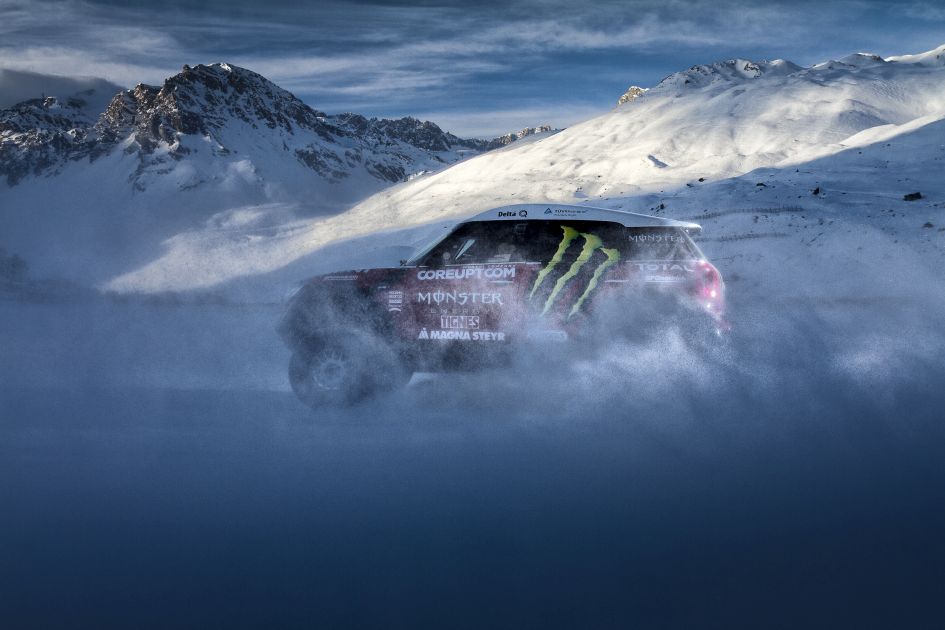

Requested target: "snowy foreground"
[
  {"left": 2, "top": 45, "right": 945, "bottom": 626},
  {"left": 3, "top": 200, "right": 945, "bottom": 624},
  {"left": 2, "top": 276, "right": 945, "bottom": 626}
]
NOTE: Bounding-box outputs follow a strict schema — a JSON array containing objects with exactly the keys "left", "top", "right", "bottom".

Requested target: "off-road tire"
[{"left": 288, "top": 333, "right": 408, "bottom": 410}]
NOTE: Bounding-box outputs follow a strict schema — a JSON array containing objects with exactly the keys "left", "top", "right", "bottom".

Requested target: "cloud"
[
  {"left": 901, "top": 1, "right": 945, "bottom": 21},
  {"left": 3, "top": 0, "right": 945, "bottom": 136},
  {"left": 0, "top": 0, "right": 182, "bottom": 86},
  {"left": 0, "top": 67, "right": 123, "bottom": 108}
]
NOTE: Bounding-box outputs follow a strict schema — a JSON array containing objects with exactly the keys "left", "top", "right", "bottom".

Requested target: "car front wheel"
[{"left": 288, "top": 333, "right": 407, "bottom": 410}]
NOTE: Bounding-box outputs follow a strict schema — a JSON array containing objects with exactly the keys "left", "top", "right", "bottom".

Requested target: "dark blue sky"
[{"left": 2, "top": 0, "right": 944, "bottom": 136}]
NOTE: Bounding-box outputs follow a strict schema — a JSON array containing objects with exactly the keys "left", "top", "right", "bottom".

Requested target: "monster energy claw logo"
[{"left": 529, "top": 226, "right": 620, "bottom": 319}]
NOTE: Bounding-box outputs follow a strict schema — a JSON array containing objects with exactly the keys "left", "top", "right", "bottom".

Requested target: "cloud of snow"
[
  {"left": 4, "top": 217, "right": 943, "bottom": 429},
  {"left": 3, "top": 206, "right": 945, "bottom": 629}
]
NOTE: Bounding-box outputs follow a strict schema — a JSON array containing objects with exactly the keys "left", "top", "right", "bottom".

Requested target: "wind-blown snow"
[{"left": 0, "top": 68, "right": 123, "bottom": 111}]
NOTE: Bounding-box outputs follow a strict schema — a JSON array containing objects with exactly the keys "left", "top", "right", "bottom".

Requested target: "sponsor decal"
[
  {"left": 568, "top": 247, "right": 620, "bottom": 318},
  {"left": 529, "top": 225, "right": 579, "bottom": 300},
  {"left": 542, "top": 207, "right": 588, "bottom": 217},
  {"left": 440, "top": 315, "right": 479, "bottom": 329},
  {"left": 643, "top": 275, "right": 685, "bottom": 284},
  {"left": 418, "top": 328, "right": 506, "bottom": 341},
  {"left": 519, "top": 210, "right": 528, "bottom": 217},
  {"left": 417, "top": 291, "right": 504, "bottom": 306},
  {"left": 387, "top": 290, "right": 404, "bottom": 312},
  {"left": 421, "top": 307, "right": 485, "bottom": 316},
  {"left": 529, "top": 226, "right": 621, "bottom": 318},
  {"left": 416, "top": 266, "right": 515, "bottom": 281},
  {"left": 628, "top": 233, "right": 685, "bottom": 244},
  {"left": 633, "top": 262, "right": 695, "bottom": 273},
  {"left": 541, "top": 231, "right": 604, "bottom": 315},
  {"left": 323, "top": 274, "right": 358, "bottom": 281}
]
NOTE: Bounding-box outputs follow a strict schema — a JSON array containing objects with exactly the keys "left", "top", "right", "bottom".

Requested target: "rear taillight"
[{"left": 696, "top": 260, "right": 726, "bottom": 321}]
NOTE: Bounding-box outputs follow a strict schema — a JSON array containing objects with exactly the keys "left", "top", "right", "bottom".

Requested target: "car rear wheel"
[{"left": 288, "top": 333, "right": 408, "bottom": 410}]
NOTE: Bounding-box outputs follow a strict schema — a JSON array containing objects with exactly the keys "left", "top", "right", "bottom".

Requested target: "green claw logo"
[
  {"left": 528, "top": 226, "right": 579, "bottom": 301},
  {"left": 529, "top": 226, "right": 621, "bottom": 319}
]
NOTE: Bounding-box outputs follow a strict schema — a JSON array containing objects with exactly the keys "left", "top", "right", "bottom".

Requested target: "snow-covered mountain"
[
  {"left": 342, "top": 48, "right": 945, "bottom": 229},
  {"left": 4, "top": 46, "right": 945, "bottom": 299},
  {"left": 0, "top": 63, "right": 535, "bottom": 285},
  {"left": 222, "top": 44, "right": 943, "bottom": 301},
  {"left": 1, "top": 63, "right": 490, "bottom": 191}
]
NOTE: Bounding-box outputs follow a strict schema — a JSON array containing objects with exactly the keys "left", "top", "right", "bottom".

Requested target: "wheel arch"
[{"left": 278, "top": 280, "right": 395, "bottom": 352}]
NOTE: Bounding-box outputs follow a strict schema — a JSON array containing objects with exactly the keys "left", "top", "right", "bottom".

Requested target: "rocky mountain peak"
[
  {"left": 485, "top": 125, "right": 555, "bottom": 150},
  {"left": 616, "top": 86, "right": 647, "bottom": 106},
  {"left": 94, "top": 62, "right": 333, "bottom": 154},
  {"left": 1, "top": 62, "right": 506, "bottom": 189},
  {"left": 1, "top": 62, "right": 565, "bottom": 190},
  {"left": 0, "top": 92, "right": 102, "bottom": 184},
  {"left": 654, "top": 58, "right": 802, "bottom": 92}
]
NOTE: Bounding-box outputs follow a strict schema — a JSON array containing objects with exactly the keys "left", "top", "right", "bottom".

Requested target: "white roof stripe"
[{"left": 463, "top": 203, "right": 702, "bottom": 230}]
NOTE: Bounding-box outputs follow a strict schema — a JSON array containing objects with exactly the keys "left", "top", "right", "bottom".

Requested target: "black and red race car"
[{"left": 278, "top": 203, "right": 726, "bottom": 409}]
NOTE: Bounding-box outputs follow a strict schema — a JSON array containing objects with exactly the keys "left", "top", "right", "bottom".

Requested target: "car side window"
[{"left": 422, "top": 223, "right": 530, "bottom": 266}]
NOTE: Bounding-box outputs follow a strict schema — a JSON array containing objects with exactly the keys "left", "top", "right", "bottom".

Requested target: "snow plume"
[
  {"left": 3, "top": 224, "right": 945, "bottom": 627},
  {"left": 2, "top": 213, "right": 943, "bottom": 409},
  {"left": 383, "top": 289, "right": 944, "bottom": 438}
]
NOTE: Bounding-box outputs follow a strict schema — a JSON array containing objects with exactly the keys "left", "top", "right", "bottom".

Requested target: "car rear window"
[
  {"left": 420, "top": 220, "right": 698, "bottom": 266},
  {"left": 623, "top": 227, "right": 698, "bottom": 260}
]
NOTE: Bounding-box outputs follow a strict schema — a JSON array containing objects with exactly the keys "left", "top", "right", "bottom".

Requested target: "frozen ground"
[{"left": 1, "top": 380, "right": 944, "bottom": 628}]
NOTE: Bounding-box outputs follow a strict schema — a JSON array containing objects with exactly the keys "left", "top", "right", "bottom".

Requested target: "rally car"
[{"left": 278, "top": 203, "right": 726, "bottom": 409}]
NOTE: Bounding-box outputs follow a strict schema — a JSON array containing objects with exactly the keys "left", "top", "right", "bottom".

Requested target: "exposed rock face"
[
  {"left": 616, "top": 86, "right": 647, "bottom": 106},
  {"left": 0, "top": 63, "right": 527, "bottom": 188},
  {"left": 484, "top": 125, "right": 555, "bottom": 150},
  {"left": 652, "top": 58, "right": 803, "bottom": 92},
  {"left": 0, "top": 94, "right": 101, "bottom": 184}
]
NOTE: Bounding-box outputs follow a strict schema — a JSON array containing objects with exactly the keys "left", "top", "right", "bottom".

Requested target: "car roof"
[{"left": 462, "top": 203, "right": 702, "bottom": 230}]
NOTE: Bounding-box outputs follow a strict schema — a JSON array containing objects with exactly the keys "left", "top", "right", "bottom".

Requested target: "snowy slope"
[
  {"left": 341, "top": 49, "right": 945, "bottom": 228},
  {"left": 0, "top": 63, "right": 516, "bottom": 285},
  {"left": 5, "top": 47, "right": 945, "bottom": 299},
  {"left": 184, "top": 44, "right": 940, "bottom": 301}
]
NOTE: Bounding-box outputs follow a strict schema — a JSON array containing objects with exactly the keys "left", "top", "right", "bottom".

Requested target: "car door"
[{"left": 403, "top": 221, "right": 530, "bottom": 346}]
